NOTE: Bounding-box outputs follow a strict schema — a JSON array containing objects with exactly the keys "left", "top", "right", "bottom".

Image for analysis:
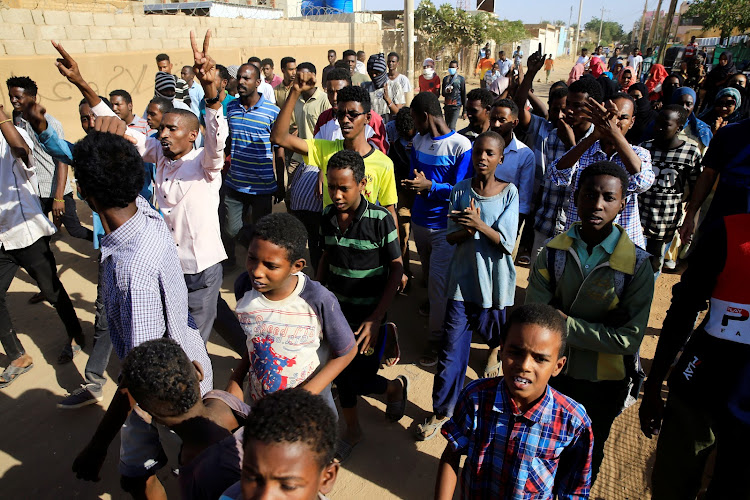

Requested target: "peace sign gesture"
[
  {"left": 52, "top": 40, "right": 86, "bottom": 87},
  {"left": 190, "top": 30, "right": 216, "bottom": 85}
]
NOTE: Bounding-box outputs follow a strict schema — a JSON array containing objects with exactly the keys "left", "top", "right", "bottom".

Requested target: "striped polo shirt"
[
  {"left": 320, "top": 196, "right": 401, "bottom": 327},
  {"left": 226, "top": 95, "right": 280, "bottom": 195}
]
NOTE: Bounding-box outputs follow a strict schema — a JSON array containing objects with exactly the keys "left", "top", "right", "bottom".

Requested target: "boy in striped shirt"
[{"left": 317, "top": 150, "right": 407, "bottom": 462}]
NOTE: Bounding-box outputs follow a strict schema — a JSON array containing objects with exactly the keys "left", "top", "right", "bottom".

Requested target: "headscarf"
[
  {"left": 590, "top": 58, "right": 606, "bottom": 78},
  {"left": 703, "top": 87, "right": 743, "bottom": 123},
  {"left": 672, "top": 86, "right": 712, "bottom": 149},
  {"left": 627, "top": 82, "right": 658, "bottom": 144},
  {"left": 618, "top": 66, "right": 637, "bottom": 92},
  {"left": 423, "top": 58, "right": 435, "bottom": 69},
  {"left": 598, "top": 73, "right": 619, "bottom": 101},
  {"left": 174, "top": 78, "right": 191, "bottom": 106},
  {"left": 154, "top": 71, "right": 177, "bottom": 100},
  {"left": 707, "top": 51, "right": 737, "bottom": 82},
  {"left": 367, "top": 53, "right": 389, "bottom": 89},
  {"left": 567, "top": 63, "right": 584, "bottom": 85},
  {"left": 645, "top": 64, "right": 669, "bottom": 96}
]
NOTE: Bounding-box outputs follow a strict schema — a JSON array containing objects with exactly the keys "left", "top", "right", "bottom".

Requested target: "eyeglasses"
[
  {"left": 716, "top": 99, "right": 736, "bottom": 108},
  {"left": 336, "top": 110, "right": 367, "bottom": 121}
]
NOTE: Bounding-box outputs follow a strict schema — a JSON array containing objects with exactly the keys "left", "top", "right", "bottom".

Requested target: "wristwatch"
[{"left": 204, "top": 95, "right": 220, "bottom": 105}]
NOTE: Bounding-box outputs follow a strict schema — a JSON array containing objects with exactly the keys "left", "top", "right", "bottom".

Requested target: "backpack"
[{"left": 545, "top": 242, "right": 651, "bottom": 413}]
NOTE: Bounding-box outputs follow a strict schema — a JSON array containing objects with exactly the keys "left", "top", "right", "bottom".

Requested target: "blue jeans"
[
  {"left": 84, "top": 261, "right": 113, "bottom": 392},
  {"left": 412, "top": 224, "right": 455, "bottom": 343},
  {"left": 433, "top": 300, "right": 505, "bottom": 417}
]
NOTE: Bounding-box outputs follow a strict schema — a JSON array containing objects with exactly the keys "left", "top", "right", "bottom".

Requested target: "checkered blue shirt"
[
  {"left": 442, "top": 377, "right": 593, "bottom": 500},
  {"left": 100, "top": 196, "right": 213, "bottom": 395},
  {"left": 549, "top": 141, "right": 654, "bottom": 249}
]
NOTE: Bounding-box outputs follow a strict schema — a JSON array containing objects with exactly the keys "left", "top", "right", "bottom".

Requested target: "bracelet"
[
  {"left": 0, "top": 118, "right": 12, "bottom": 126},
  {"left": 53, "top": 198, "right": 65, "bottom": 203}
]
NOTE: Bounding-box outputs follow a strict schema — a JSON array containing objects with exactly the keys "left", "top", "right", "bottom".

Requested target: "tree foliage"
[
  {"left": 684, "top": 0, "right": 750, "bottom": 39},
  {"left": 583, "top": 17, "right": 626, "bottom": 46}
]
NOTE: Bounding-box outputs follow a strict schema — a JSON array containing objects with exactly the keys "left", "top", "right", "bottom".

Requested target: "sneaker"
[
  {"left": 664, "top": 259, "right": 677, "bottom": 270},
  {"left": 57, "top": 384, "right": 103, "bottom": 409}
]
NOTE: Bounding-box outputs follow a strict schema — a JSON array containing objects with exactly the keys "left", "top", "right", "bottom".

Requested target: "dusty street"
[{"left": 1, "top": 58, "right": 675, "bottom": 499}]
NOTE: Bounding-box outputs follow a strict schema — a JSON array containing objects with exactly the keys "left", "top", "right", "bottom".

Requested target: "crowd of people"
[{"left": 0, "top": 28, "right": 748, "bottom": 499}]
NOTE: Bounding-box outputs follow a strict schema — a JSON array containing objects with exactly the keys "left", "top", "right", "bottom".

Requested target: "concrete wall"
[{"left": 0, "top": 6, "right": 382, "bottom": 140}]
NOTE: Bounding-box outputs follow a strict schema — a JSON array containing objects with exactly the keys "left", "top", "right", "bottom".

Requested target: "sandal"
[
  {"left": 415, "top": 415, "right": 447, "bottom": 441},
  {"left": 516, "top": 255, "right": 531, "bottom": 266},
  {"left": 334, "top": 438, "right": 360, "bottom": 463},
  {"left": 57, "top": 344, "right": 81, "bottom": 365},
  {"left": 483, "top": 346, "right": 503, "bottom": 379},
  {"left": 0, "top": 363, "right": 34, "bottom": 389},
  {"left": 382, "top": 322, "right": 400, "bottom": 367},
  {"left": 419, "top": 345, "right": 439, "bottom": 368},
  {"left": 385, "top": 375, "right": 409, "bottom": 422},
  {"left": 28, "top": 292, "right": 47, "bottom": 304}
]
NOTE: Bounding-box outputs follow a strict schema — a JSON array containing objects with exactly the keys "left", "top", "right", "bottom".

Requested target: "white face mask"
[{"left": 423, "top": 67, "right": 434, "bottom": 78}]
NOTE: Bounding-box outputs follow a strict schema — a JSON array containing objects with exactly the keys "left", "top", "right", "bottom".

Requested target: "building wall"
[{"left": 0, "top": 7, "right": 382, "bottom": 140}]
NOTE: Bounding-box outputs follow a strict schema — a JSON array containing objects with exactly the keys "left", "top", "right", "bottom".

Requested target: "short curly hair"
[
  {"left": 466, "top": 88, "right": 495, "bottom": 110},
  {"left": 504, "top": 303, "right": 567, "bottom": 357},
  {"left": 6, "top": 76, "right": 38, "bottom": 96},
  {"left": 411, "top": 91, "right": 442, "bottom": 117},
  {"left": 251, "top": 212, "right": 308, "bottom": 263},
  {"left": 576, "top": 160, "right": 629, "bottom": 197},
  {"left": 337, "top": 85, "right": 371, "bottom": 113},
  {"left": 568, "top": 76, "right": 603, "bottom": 103},
  {"left": 493, "top": 98, "right": 519, "bottom": 119},
  {"left": 394, "top": 106, "right": 414, "bottom": 138},
  {"left": 72, "top": 131, "right": 145, "bottom": 209},
  {"left": 244, "top": 388, "right": 337, "bottom": 469},
  {"left": 120, "top": 338, "right": 200, "bottom": 417},
  {"left": 325, "top": 68, "right": 351, "bottom": 85},
  {"left": 328, "top": 149, "right": 365, "bottom": 184}
]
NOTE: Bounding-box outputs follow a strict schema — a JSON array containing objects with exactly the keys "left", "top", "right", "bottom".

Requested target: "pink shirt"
[{"left": 93, "top": 101, "right": 228, "bottom": 274}]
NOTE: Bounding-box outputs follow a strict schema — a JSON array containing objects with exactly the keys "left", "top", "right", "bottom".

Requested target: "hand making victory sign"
[{"left": 190, "top": 30, "right": 220, "bottom": 105}]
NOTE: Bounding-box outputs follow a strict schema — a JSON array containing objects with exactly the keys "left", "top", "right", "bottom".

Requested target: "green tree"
[
  {"left": 684, "top": 0, "right": 750, "bottom": 39},
  {"left": 584, "top": 17, "right": 626, "bottom": 46}
]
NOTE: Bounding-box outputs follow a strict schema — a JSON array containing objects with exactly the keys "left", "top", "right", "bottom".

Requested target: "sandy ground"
[{"left": 1, "top": 58, "right": 676, "bottom": 499}]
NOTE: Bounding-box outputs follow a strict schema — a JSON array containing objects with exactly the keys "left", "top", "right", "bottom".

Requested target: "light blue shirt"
[
  {"left": 498, "top": 58, "right": 513, "bottom": 76},
  {"left": 569, "top": 224, "right": 621, "bottom": 278},
  {"left": 188, "top": 81, "right": 205, "bottom": 118},
  {"left": 446, "top": 178, "right": 519, "bottom": 308},
  {"left": 495, "top": 133, "right": 536, "bottom": 215}
]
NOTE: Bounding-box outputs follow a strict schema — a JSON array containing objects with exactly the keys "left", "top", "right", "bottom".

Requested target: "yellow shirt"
[
  {"left": 293, "top": 88, "right": 331, "bottom": 163},
  {"left": 304, "top": 138, "right": 398, "bottom": 207}
]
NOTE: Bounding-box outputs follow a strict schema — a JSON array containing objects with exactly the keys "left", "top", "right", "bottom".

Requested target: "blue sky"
[{"left": 369, "top": 0, "right": 686, "bottom": 33}]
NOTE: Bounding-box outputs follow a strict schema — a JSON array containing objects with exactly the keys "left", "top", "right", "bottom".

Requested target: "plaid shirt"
[
  {"left": 639, "top": 140, "right": 702, "bottom": 240},
  {"left": 100, "top": 196, "right": 213, "bottom": 395},
  {"left": 549, "top": 141, "right": 654, "bottom": 249},
  {"left": 533, "top": 126, "right": 595, "bottom": 238},
  {"left": 443, "top": 377, "right": 593, "bottom": 500}
]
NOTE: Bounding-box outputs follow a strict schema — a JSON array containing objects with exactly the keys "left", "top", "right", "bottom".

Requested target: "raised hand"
[
  {"left": 190, "top": 30, "right": 216, "bottom": 86},
  {"left": 583, "top": 97, "right": 619, "bottom": 140},
  {"left": 293, "top": 70, "right": 317, "bottom": 94},
  {"left": 21, "top": 102, "right": 49, "bottom": 134},
  {"left": 526, "top": 42, "right": 546, "bottom": 74},
  {"left": 93, "top": 116, "right": 138, "bottom": 144},
  {"left": 52, "top": 41, "right": 86, "bottom": 87}
]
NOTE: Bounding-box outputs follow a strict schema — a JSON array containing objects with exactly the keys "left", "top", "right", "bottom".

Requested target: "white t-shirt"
[
  {"left": 576, "top": 55, "right": 590, "bottom": 67},
  {"left": 389, "top": 73, "right": 412, "bottom": 94}
]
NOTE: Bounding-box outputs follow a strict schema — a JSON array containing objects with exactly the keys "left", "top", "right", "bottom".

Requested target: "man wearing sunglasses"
[{"left": 271, "top": 70, "right": 398, "bottom": 271}]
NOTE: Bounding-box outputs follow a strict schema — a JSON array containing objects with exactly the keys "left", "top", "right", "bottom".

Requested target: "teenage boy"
[
  {"left": 387, "top": 51, "right": 412, "bottom": 94},
  {"left": 532, "top": 78, "right": 599, "bottom": 261},
  {"left": 121, "top": 338, "right": 249, "bottom": 500},
  {"left": 273, "top": 56, "right": 297, "bottom": 108},
  {"left": 219, "top": 388, "right": 341, "bottom": 500},
  {"left": 317, "top": 150, "right": 407, "bottom": 461},
  {"left": 322, "top": 49, "right": 337, "bottom": 84},
  {"left": 404, "top": 91, "right": 472, "bottom": 367},
  {"left": 109, "top": 89, "right": 150, "bottom": 134},
  {"left": 639, "top": 105, "right": 702, "bottom": 275},
  {"left": 389, "top": 108, "right": 416, "bottom": 284},
  {"left": 356, "top": 51, "right": 367, "bottom": 74},
  {"left": 474, "top": 50, "right": 495, "bottom": 89},
  {"left": 527, "top": 161, "right": 655, "bottom": 481},
  {"left": 181, "top": 65, "right": 205, "bottom": 117},
  {"left": 458, "top": 88, "right": 493, "bottom": 143},
  {"left": 227, "top": 212, "right": 356, "bottom": 406},
  {"left": 441, "top": 60, "right": 467, "bottom": 131},
  {"left": 313, "top": 68, "right": 388, "bottom": 153},
  {"left": 198, "top": 64, "right": 236, "bottom": 125},
  {"left": 497, "top": 51, "right": 512, "bottom": 77},
  {"left": 261, "top": 58, "right": 283, "bottom": 88},
  {"left": 362, "top": 53, "right": 405, "bottom": 124},
  {"left": 344, "top": 50, "right": 369, "bottom": 86},
  {"left": 55, "top": 34, "right": 233, "bottom": 344},
  {"left": 418, "top": 132, "right": 519, "bottom": 440},
  {"left": 436, "top": 304, "right": 594, "bottom": 499},
  {"left": 0, "top": 98, "right": 84, "bottom": 387},
  {"left": 222, "top": 61, "right": 282, "bottom": 268},
  {"left": 68, "top": 119, "right": 213, "bottom": 498},
  {"left": 639, "top": 213, "right": 750, "bottom": 499},
  {"left": 145, "top": 96, "right": 173, "bottom": 131},
  {"left": 156, "top": 53, "right": 172, "bottom": 74},
  {"left": 549, "top": 93, "right": 654, "bottom": 249}
]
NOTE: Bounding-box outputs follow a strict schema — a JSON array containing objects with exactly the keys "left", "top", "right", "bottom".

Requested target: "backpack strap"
[
  {"left": 544, "top": 239, "right": 566, "bottom": 290},
  {"left": 613, "top": 246, "right": 651, "bottom": 298}
]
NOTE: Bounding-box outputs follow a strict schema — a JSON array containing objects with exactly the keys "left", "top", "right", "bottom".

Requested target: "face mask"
[
  {"left": 448, "top": 68, "right": 457, "bottom": 76},
  {"left": 423, "top": 68, "right": 434, "bottom": 78}
]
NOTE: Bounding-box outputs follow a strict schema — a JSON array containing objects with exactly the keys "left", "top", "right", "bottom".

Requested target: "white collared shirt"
[{"left": 0, "top": 128, "right": 56, "bottom": 250}]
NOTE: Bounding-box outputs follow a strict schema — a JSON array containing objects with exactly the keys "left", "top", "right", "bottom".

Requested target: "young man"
[
  {"left": 497, "top": 51, "right": 512, "bottom": 77},
  {"left": 436, "top": 304, "right": 593, "bottom": 499},
  {"left": 317, "top": 150, "right": 406, "bottom": 461},
  {"left": 639, "top": 106, "right": 702, "bottom": 275},
  {"left": 246, "top": 57, "right": 276, "bottom": 104},
  {"left": 389, "top": 107, "right": 416, "bottom": 284},
  {"left": 441, "top": 60, "right": 467, "bottom": 131},
  {"left": 419, "top": 58, "right": 441, "bottom": 97},
  {"left": 156, "top": 53, "right": 172, "bottom": 74},
  {"left": 362, "top": 53, "right": 405, "bottom": 124},
  {"left": 68, "top": 121, "right": 213, "bottom": 498},
  {"left": 489, "top": 99, "right": 535, "bottom": 232},
  {"left": 627, "top": 49, "right": 643, "bottom": 80},
  {"left": 313, "top": 68, "right": 388, "bottom": 153},
  {"left": 458, "top": 88, "right": 494, "bottom": 142},
  {"left": 181, "top": 65, "right": 205, "bottom": 117},
  {"left": 197, "top": 64, "right": 236, "bottom": 125},
  {"left": 260, "top": 58, "right": 282, "bottom": 88},
  {"left": 474, "top": 50, "right": 495, "bottom": 89},
  {"left": 608, "top": 46, "right": 622, "bottom": 73},
  {"left": 272, "top": 56, "right": 297, "bottom": 108},
  {"left": 512, "top": 45, "right": 524, "bottom": 69},
  {"left": 56, "top": 35, "right": 234, "bottom": 344},
  {"left": 7, "top": 76, "right": 93, "bottom": 247},
  {"left": 403, "top": 92, "right": 472, "bottom": 367},
  {"left": 222, "top": 61, "right": 283, "bottom": 268},
  {"left": 145, "top": 96, "right": 173, "bottom": 131},
  {"left": 549, "top": 93, "right": 654, "bottom": 249},
  {"left": 356, "top": 50, "right": 367, "bottom": 74},
  {"left": 639, "top": 213, "right": 750, "bottom": 499},
  {"left": 344, "top": 50, "right": 369, "bottom": 86},
  {"left": 527, "top": 161, "right": 655, "bottom": 481},
  {"left": 640, "top": 47, "right": 654, "bottom": 81},
  {"left": 321, "top": 49, "right": 337, "bottom": 84},
  {"left": 219, "top": 389, "right": 341, "bottom": 500},
  {"left": 387, "top": 51, "right": 412, "bottom": 94},
  {"left": 0, "top": 96, "right": 84, "bottom": 387},
  {"left": 121, "top": 338, "right": 249, "bottom": 500},
  {"left": 109, "top": 89, "right": 150, "bottom": 135},
  {"left": 576, "top": 48, "right": 590, "bottom": 68},
  {"left": 227, "top": 213, "right": 356, "bottom": 406}
]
